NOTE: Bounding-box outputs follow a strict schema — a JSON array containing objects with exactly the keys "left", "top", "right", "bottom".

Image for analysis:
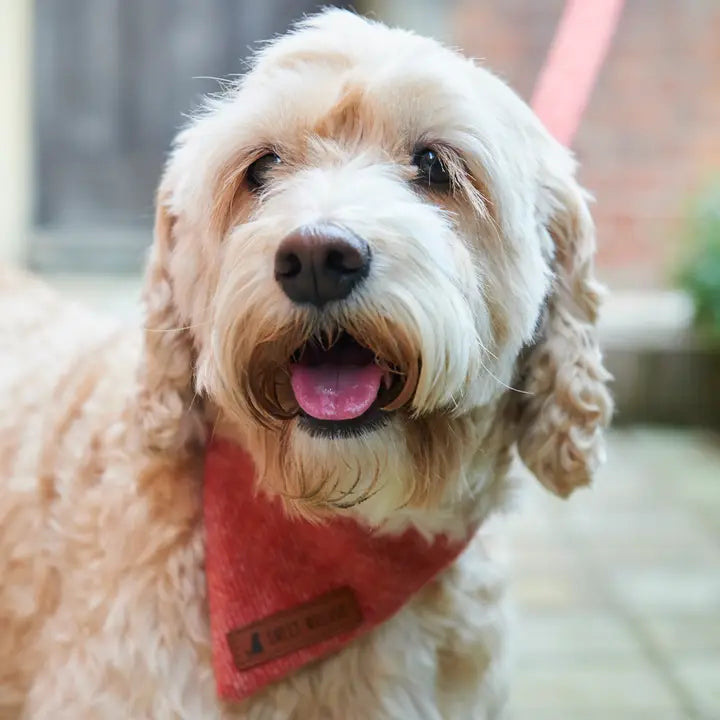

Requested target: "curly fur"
[{"left": 0, "top": 10, "right": 611, "bottom": 718}]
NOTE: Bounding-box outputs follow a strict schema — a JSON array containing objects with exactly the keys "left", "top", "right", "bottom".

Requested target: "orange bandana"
[{"left": 203, "top": 437, "right": 474, "bottom": 701}]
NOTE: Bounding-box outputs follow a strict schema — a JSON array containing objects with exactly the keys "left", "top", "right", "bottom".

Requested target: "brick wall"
[{"left": 452, "top": 0, "right": 720, "bottom": 289}]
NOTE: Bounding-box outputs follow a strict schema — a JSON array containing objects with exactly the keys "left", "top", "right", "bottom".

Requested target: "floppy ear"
[
  {"left": 133, "top": 187, "right": 204, "bottom": 454},
  {"left": 512, "top": 171, "right": 613, "bottom": 497}
]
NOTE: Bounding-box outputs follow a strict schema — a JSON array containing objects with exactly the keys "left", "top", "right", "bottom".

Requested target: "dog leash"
[{"left": 531, "top": 0, "right": 625, "bottom": 147}]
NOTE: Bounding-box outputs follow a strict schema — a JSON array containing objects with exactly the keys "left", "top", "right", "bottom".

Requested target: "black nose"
[{"left": 274, "top": 224, "right": 371, "bottom": 307}]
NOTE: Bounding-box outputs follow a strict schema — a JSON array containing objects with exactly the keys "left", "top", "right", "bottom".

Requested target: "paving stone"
[
  {"left": 510, "top": 661, "right": 683, "bottom": 713},
  {"left": 511, "top": 570, "right": 607, "bottom": 612},
  {"left": 672, "top": 655, "right": 720, "bottom": 718},
  {"left": 610, "top": 567, "right": 720, "bottom": 615},
  {"left": 640, "top": 613, "right": 720, "bottom": 655},
  {"left": 505, "top": 428, "right": 720, "bottom": 717},
  {"left": 513, "top": 610, "right": 643, "bottom": 663},
  {"left": 511, "top": 711, "right": 693, "bottom": 720}
]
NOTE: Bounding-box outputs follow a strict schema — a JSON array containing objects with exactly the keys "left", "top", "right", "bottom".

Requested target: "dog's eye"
[
  {"left": 412, "top": 148, "right": 451, "bottom": 187},
  {"left": 246, "top": 152, "right": 281, "bottom": 190}
]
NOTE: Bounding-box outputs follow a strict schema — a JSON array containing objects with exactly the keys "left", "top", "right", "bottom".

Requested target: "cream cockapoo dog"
[{"left": 0, "top": 10, "right": 611, "bottom": 719}]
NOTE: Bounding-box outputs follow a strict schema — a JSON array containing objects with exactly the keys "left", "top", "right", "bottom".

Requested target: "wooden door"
[{"left": 31, "top": 0, "right": 346, "bottom": 271}]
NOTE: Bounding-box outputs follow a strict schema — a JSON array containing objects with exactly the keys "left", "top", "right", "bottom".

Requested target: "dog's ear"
[
  {"left": 133, "top": 186, "right": 202, "bottom": 454},
  {"left": 511, "top": 168, "right": 613, "bottom": 497}
]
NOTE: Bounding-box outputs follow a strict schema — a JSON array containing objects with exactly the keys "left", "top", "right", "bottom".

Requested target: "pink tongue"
[{"left": 290, "top": 364, "right": 383, "bottom": 421}]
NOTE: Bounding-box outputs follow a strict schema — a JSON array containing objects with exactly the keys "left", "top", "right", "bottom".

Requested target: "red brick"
[{"left": 452, "top": 0, "right": 720, "bottom": 289}]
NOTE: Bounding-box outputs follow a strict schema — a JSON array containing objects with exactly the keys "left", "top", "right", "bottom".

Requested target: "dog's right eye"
[
  {"left": 412, "top": 147, "right": 451, "bottom": 188},
  {"left": 246, "top": 152, "right": 281, "bottom": 190}
]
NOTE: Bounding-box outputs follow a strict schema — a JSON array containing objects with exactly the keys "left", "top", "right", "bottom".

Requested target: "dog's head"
[{"left": 136, "top": 10, "right": 612, "bottom": 526}]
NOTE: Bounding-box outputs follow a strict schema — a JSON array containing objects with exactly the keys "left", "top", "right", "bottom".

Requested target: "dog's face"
[{"left": 140, "top": 11, "right": 611, "bottom": 525}]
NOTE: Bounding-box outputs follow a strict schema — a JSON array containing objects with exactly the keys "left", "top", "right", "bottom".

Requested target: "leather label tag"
[{"left": 227, "top": 587, "right": 363, "bottom": 671}]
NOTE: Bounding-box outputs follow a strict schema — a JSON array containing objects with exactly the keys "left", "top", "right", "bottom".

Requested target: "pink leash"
[{"left": 531, "top": 0, "right": 625, "bottom": 147}]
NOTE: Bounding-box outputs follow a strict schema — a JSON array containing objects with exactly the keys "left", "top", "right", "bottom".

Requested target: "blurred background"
[{"left": 1, "top": 0, "right": 718, "bottom": 717}]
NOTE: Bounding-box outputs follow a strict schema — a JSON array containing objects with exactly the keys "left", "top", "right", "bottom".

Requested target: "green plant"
[{"left": 680, "top": 180, "right": 720, "bottom": 337}]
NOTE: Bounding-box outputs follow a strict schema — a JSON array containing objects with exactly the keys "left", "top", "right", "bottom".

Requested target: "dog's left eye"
[
  {"left": 412, "top": 148, "right": 451, "bottom": 187},
  {"left": 246, "top": 152, "right": 282, "bottom": 190}
]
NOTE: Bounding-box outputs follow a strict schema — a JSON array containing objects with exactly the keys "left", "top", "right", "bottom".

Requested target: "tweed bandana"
[{"left": 203, "top": 436, "right": 473, "bottom": 701}]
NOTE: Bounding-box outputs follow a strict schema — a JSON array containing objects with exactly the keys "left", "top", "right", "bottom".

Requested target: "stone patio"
[{"left": 507, "top": 428, "right": 720, "bottom": 719}]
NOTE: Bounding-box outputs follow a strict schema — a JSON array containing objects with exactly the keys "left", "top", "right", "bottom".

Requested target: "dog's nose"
[{"left": 274, "top": 224, "right": 370, "bottom": 307}]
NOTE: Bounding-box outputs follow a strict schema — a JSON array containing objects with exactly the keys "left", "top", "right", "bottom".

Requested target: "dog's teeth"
[{"left": 383, "top": 371, "right": 392, "bottom": 390}]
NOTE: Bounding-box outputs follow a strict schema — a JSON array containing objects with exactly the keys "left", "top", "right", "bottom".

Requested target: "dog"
[{"left": 0, "top": 10, "right": 612, "bottom": 719}]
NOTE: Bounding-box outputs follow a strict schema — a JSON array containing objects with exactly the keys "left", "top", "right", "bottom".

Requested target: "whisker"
[
  {"left": 476, "top": 339, "right": 532, "bottom": 395},
  {"left": 325, "top": 467, "right": 362, "bottom": 505},
  {"left": 208, "top": 414, "right": 221, "bottom": 445},
  {"left": 333, "top": 481, "right": 385, "bottom": 509},
  {"left": 143, "top": 318, "right": 212, "bottom": 333}
]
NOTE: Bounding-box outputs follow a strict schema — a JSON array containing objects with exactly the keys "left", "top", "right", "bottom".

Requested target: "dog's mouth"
[{"left": 289, "top": 332, "right": 401, "bottom": 437}]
